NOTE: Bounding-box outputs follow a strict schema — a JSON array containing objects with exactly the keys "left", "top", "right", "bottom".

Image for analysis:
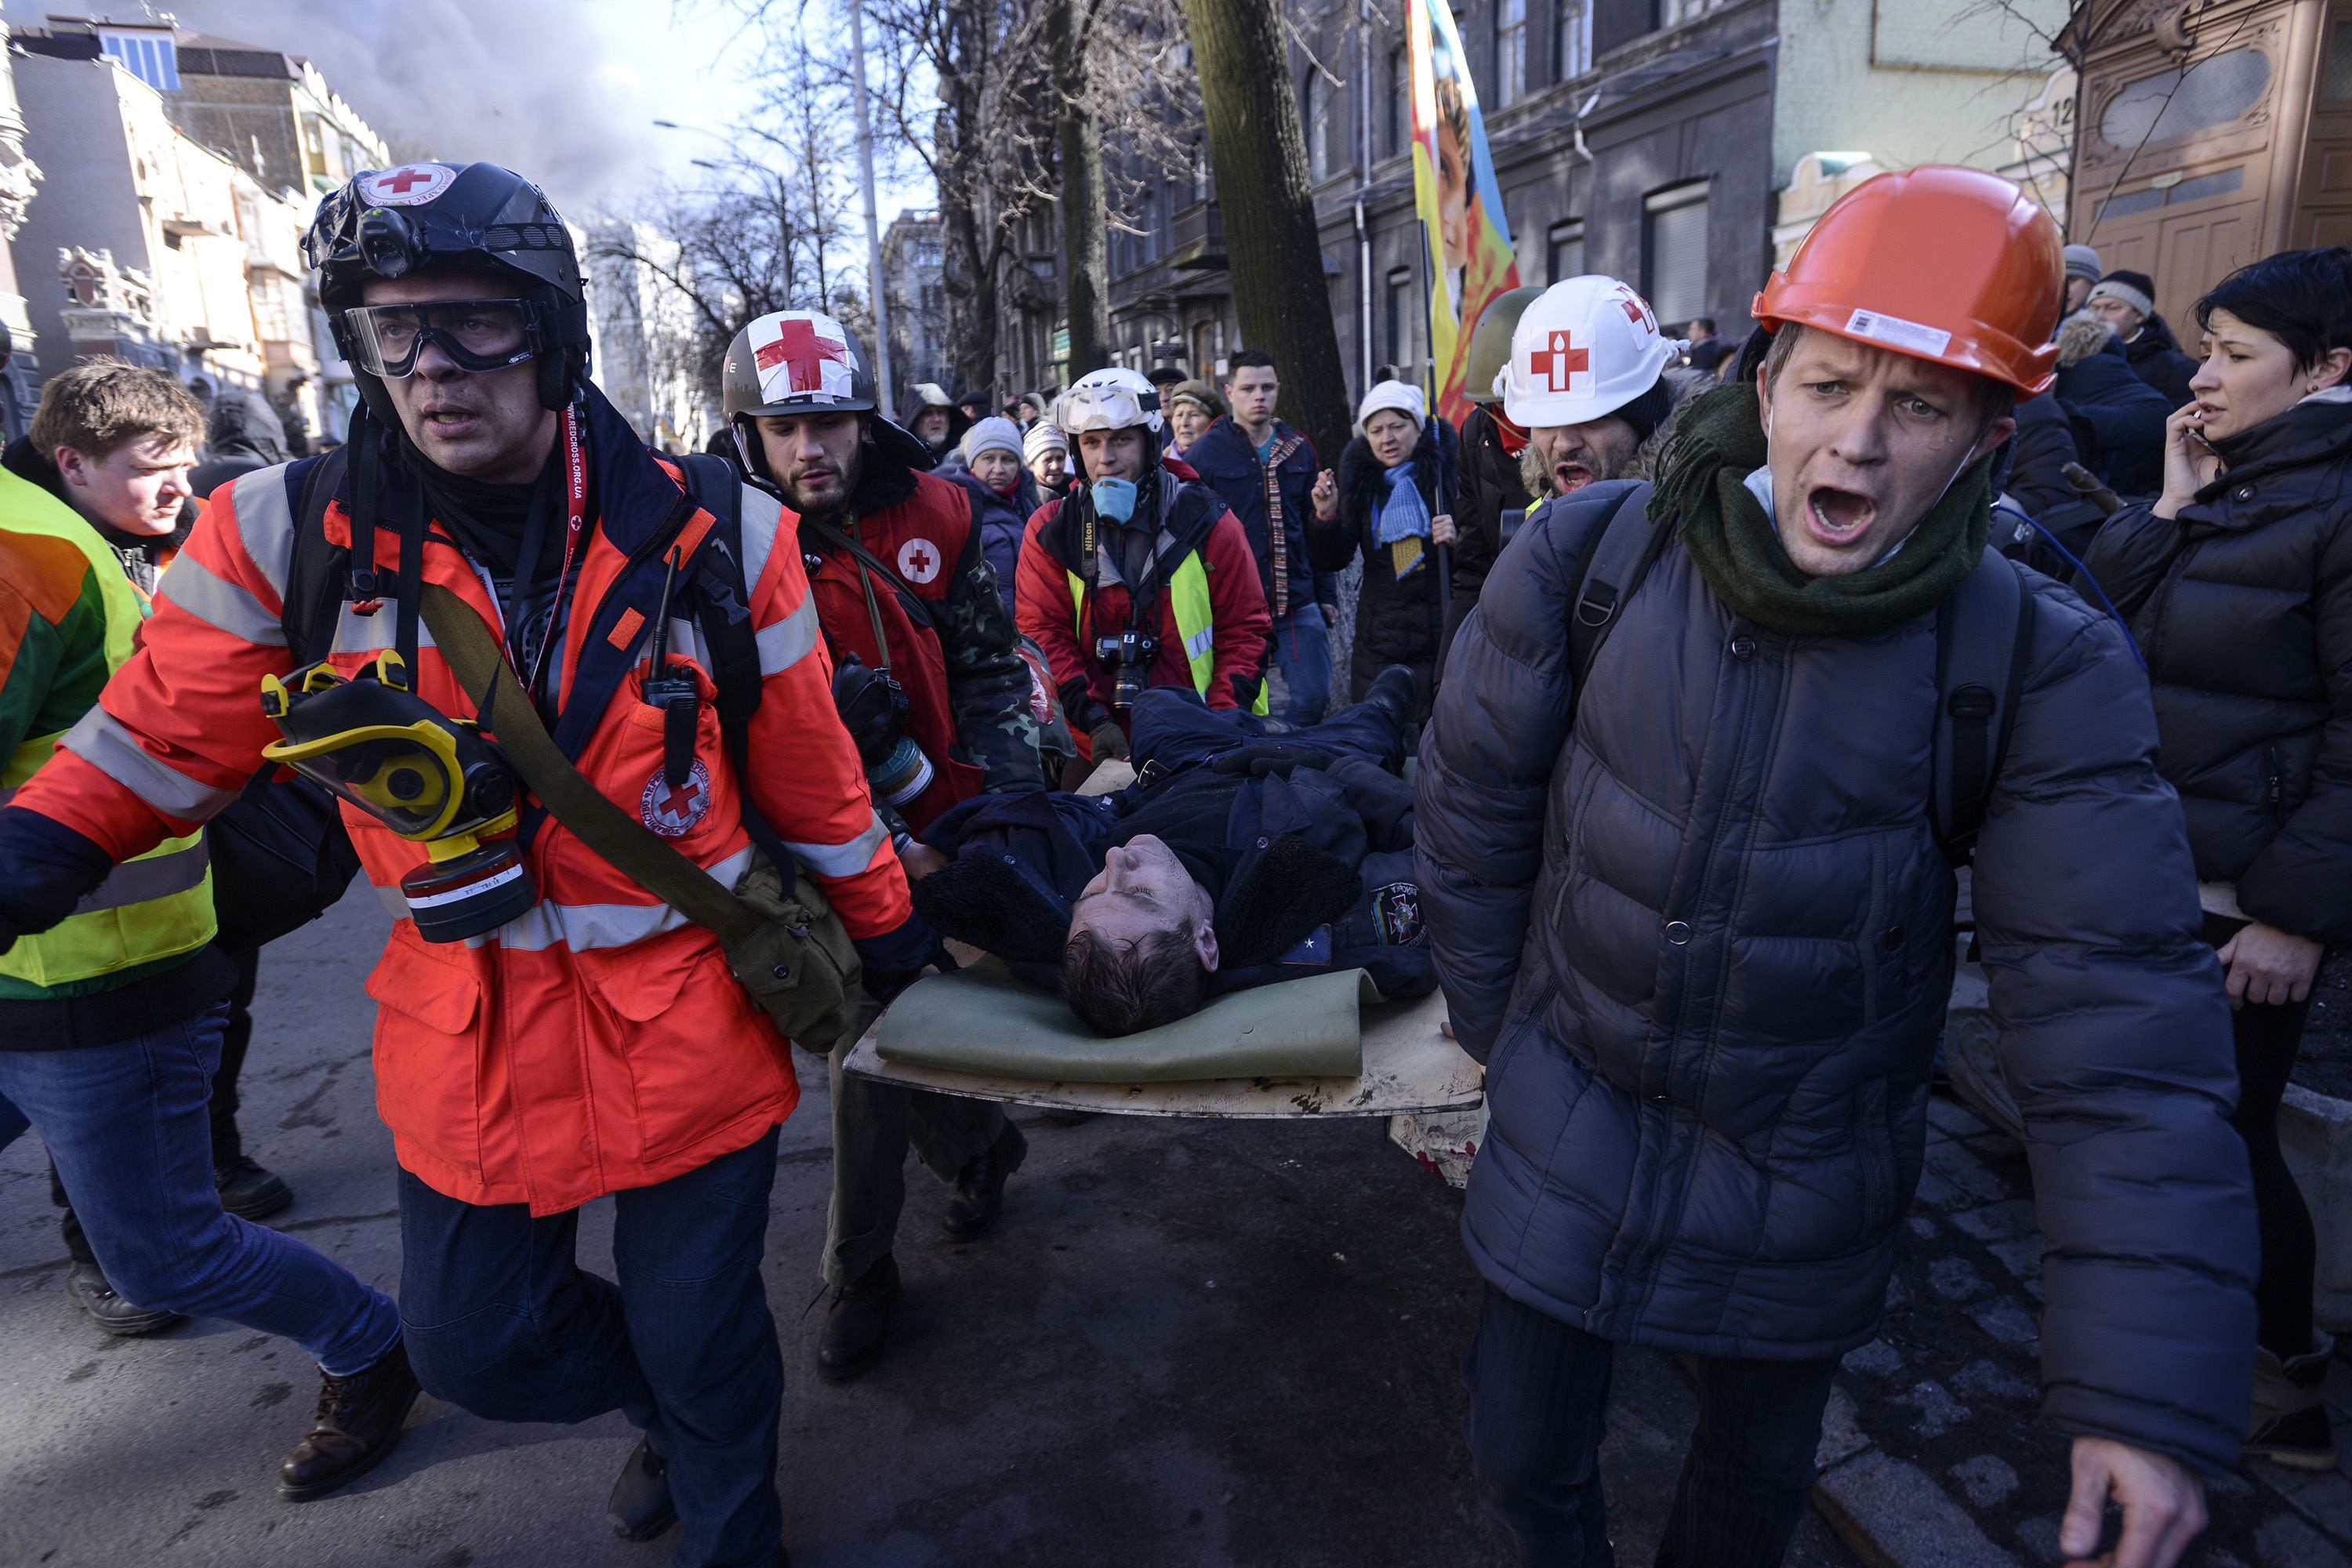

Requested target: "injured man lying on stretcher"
[{"left": 904, "top": 666, "right": 1436, "bottom": 1036}]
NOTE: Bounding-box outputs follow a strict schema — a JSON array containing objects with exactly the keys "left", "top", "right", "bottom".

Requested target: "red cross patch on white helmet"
[
  {"left": 750, "top": 312, "right": 855, "bottom": 405},
  {"left": 361, "top": 164, "right": 456, "bottom": 207},
  {"left": 897, "top": 538, "right": 942, "bottom": 585}
]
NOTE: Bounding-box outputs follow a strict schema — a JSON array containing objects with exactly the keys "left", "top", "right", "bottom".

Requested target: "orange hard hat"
[{"left": 1752, "top": 165, "right": 2063, "bottom": 399}]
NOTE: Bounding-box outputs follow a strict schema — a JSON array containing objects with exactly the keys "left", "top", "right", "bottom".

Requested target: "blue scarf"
[{"left": 1372, "top": 460, "right": 1429, "bottom": 546}]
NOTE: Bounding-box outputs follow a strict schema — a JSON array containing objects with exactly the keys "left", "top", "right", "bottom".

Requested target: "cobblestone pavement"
[{"left": 1818, "top": 1089, "right": 2352, "bottom": 1568}]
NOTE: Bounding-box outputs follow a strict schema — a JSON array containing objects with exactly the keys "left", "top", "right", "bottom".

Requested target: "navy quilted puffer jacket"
[{"left": 1418, "top": 480, "right": 2256, "bottom": 1471}]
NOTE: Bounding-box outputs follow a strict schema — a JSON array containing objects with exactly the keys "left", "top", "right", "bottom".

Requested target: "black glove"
[{"left": 1088, "top": 719, "right": 1131, "bottom": 762}]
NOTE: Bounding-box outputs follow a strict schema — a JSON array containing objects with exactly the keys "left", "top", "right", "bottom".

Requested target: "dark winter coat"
[
  {"left": 190, "top": 390, "right": 291, "bottom": 499},
  {"left": 1418, "top": 480, "right": 2253, "bottom": 1470},
  {"left": 915, "top": 687, "right": 1435, "bottom": 1000},
  {"left": 1448, "top": 405, "right": 1532, "bottom": 648},
  {"left": 2080, "top": 389, "right": 2352, "bottom": 944},
  {"left": 2122, "top": 314, "right": 2200, "bottom": 411},
  {"left": 963, "top": 470, "right": 1040, "bottom": 615},
  {"left": 1185, "top": 416, "right": 1323, "bottom": 615},
  {"left": 2002, "top": 390, "right": 2107, "bottom": 568},
  {"left": 1317, "top": 418, "right": 1461, "bottom": 673},
  {"left": 2055, "top": 318, "right": 2171, "bottom": 496}
]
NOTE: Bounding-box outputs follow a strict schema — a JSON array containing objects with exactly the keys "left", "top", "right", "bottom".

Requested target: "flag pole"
[{"left": 850, "top": 0, "right": 895, "bottom": 406}]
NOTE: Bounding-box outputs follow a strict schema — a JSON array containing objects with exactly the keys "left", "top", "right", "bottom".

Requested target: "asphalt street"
[{"left": 0, "top": 887, "right": 1862, "bottom": 1568}]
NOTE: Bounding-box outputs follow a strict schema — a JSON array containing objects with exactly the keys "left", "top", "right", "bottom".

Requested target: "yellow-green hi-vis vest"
[
  {"left": 1065, "top": 554, "right": 1270, "bottom": 717},
  {"left": 0, "top": 482, "right": 213, "bottom": 992}
]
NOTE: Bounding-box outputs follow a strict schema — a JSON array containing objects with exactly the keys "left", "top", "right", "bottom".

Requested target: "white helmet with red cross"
[
  {"left": 720, "top": 310, "right": 877, "bottom": 419},
  {"left": 1498, "top": 274, "right": 1681, "bottom": 429}
]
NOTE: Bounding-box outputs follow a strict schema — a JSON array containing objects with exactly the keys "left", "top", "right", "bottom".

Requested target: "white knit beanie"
[
  {"left": 1356, "top": 379, "right": 1428, "bottom": 434},
  {"left": 1022, "top": 420, "right": 1069, "bottom": 463}
]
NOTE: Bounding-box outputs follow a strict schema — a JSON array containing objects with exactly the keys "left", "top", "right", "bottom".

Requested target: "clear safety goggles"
[
  {"left": 340, "top": 299, "right": 545, "bottom": 378},
  {"left": 1059, "top": 382, "right": 1160, "bottom": 437}
]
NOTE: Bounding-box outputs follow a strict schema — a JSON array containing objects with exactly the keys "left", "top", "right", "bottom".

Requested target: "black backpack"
[
  {"left": 209, "top": 448, "right": 768, "bottom": 953},
  {"left": 1557, "top": 484, "right": 2036, "bottom": 863}
]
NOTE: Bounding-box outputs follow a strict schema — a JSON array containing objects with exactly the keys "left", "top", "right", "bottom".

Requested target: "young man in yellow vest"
[
  {"left": 0, "top": 364, "right": 416, "bottom": 1499},
  {"left": 1013, "top": 367, "right": 1272, "bottom": 764}
]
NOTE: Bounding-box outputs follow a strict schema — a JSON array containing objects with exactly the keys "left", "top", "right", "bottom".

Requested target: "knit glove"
[{"left": 1087, "top": 719, "right": 1131, "bottom": 762}]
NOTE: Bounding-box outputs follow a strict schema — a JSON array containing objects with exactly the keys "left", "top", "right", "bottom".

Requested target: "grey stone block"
[
  {"left": 1949, "top": 1199, "right": 2038, "bottom": 1243},
  {"left": 1897, "top": 1379, "right": 1971, "bottom": 1438},
  {"left": 1814, "top": 1450, "right": 2020, "bottom": 1567},
  {"left": 1842, "top": 1339, "right": 1905, "bottom": 1379},
  {"left": 1947, "top": 1453, "right": 2017, "bottom": 1508},
  {"left": 1949, "top": 1358, "right": 2038, "bottom": 1405},
  {"left": 1966, "top": 1297, "right": 2040, "bottom": 1348},
  {"left": 1922, "top": 1140, "right": 2008, "bottom": 1204},
  {"left": 2256, "top": 1514, "right": 2352, "bottom": 1568},
  {"left": 1929, "top": 1257, "right": 1992, "bottom": 1304},
  {"left": 1816, "top": 1385, "right": 1871, "bottom": 1471}
]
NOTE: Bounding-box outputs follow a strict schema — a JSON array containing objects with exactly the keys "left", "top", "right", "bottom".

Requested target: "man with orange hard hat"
[{"left": 1418, "top": 165, "right": 2252, "bottom": 1568}]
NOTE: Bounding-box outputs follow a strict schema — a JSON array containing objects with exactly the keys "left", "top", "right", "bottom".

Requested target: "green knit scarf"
[{"left": 1648, "top": 383, "right": 1992, "bottom": 638}]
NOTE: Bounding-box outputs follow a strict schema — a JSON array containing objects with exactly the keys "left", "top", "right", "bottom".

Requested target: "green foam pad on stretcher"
[{"left": 876, "top": 959, "right": 1380, "bottom": 1083}]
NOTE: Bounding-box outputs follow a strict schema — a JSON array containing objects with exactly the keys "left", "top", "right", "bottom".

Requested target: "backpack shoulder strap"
[
  {"left": 1932, "top": 547, "right": 2037, "bottom": 862},
  {"left": 279, "top": 445, "right": 350, "bottom": 664},
  {"left": 1565, "top": 481, "right": 1669, "bottom": 704},
  {"left": 676, "top": 454, "right": 802, "bottom": 886}
]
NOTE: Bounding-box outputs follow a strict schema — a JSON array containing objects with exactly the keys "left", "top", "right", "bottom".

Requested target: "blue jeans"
[
  {"left": 397, "top": 1128, "right": 783, "bottom": 1568},
  {"left": 1463, "top": 1285, "right": 1838, "bottom": 1567},
  {"left": 1269, "top": 602, "right": 1333, "bottom": 726},
  {"left": 0, "top": 1003, "right": 399, "bottom": 1375}
]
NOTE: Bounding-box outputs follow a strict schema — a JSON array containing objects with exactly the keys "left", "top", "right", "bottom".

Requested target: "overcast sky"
[{"left": 132, "top": 0, "right": 915, "bottom": 227}]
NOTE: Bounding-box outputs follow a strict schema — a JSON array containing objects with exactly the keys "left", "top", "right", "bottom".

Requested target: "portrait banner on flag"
[{"left": 1406, "top": 0, "right": 1522, "bottom": 423}]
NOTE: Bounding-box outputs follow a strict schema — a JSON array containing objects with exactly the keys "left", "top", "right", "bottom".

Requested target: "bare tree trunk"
[
  {"left": 1176, "top": 0, "right": 1349, "bottom": 465},
  {"left": 1049, "top": 0, "right": 1110, "bottom": 376}
]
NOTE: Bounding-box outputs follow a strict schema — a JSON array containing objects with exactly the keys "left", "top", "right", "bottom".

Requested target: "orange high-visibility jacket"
[{"left": 13, "top": 413, "right": 910, "bottom": 1216}]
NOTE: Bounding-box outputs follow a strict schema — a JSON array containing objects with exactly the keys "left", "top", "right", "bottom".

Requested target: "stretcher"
[{"left": 840, "top": 959, "right": 1483, "bottom": 1121}]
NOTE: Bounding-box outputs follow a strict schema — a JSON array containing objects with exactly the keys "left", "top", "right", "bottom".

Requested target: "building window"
[
  {"left": 99, "top": 29, "right": 180, "bottom": 92},
  {"left": 1559, "top": 0, "right": 1592, "bottom": 81},
  {"left": 1496, "top": 0, "right": 1527, "bottom": 108},
  {"left": 1659, "top": 0, "right": 1729, "bottom": 24},
  {"left": 1143, "top": 185, "right": 1162, "bottom": 260},
  {"left": 1645, "top": 183, "right": 1710, "bottom": 326},
  {"left": 2099, "top": 48, "right": 2273, "bottom": 149},
  {"left": 1385, "top": 266, "right": 1417, "bottom": 376},
  {"left": 1390, "top": 48, "right": 1411, "bottom": 157},
  {"left": 1305, "top": 71, "right": 1332, "bottom": 182},
  {"left": 1190, "top": 139, "right": 1210, "bottom": 204},
  {"left": 1547, "top": 220, "right": 1585, "bottom": 284}
]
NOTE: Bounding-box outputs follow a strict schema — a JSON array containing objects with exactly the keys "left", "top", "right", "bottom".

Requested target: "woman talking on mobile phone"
[{"left": 2082, "top": 245, "right": 2352, "bottom": 1472}]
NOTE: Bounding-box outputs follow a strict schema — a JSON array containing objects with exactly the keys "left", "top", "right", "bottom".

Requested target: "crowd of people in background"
[{"left": 2, "top": 150, "right": 2349, "bottom": 1568}]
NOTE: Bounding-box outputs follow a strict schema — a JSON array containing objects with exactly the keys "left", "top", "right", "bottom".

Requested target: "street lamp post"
[{"left": 848, "top": 0, "right": 895, "bottom": 409}]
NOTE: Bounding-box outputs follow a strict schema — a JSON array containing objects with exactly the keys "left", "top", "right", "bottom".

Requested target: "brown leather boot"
[
  {"left": 278, "top": 1338, "right": 422, "bottom": 1499},
  {"left": 2247, "top": 1332, "right": 2337, "bottom": 1471}
]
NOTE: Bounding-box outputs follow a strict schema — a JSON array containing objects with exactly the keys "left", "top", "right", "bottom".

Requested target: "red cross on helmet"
[
  {"left": 1498, "top": 274, "right": 1679, "bottom": 429},
  {"left": 722, "top": 310, "right": 877, "bottom": 419}
]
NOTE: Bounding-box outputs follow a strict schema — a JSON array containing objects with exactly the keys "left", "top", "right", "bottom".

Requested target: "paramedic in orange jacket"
[{"left": 0, "top": 163, "right": 928, "bottom": 1568}]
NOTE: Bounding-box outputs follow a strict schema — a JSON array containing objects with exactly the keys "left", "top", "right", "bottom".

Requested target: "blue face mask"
[{"left": 1091, "top": 475, "right": 1140, "bottom": 524}]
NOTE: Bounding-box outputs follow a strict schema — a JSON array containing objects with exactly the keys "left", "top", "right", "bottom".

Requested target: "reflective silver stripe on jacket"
[
  {"left": 224, "top": 464, "right": 298, "bottom": 601},
  {"left": 60, "top": 708, "right": 238, "bottom": 821},
  {"left": 755, "top": 593, "right": 820, "bottom": 676},
  {"left": 739, "top": 485, "right": 784, "bottom": 591},
  {"left": 155, "top": 552, "right": 288, "bottom": 645},
  {"left": 375, "top": 845, "right": 759, "bottom": 953},
  {"left": 71, "top": 839, "right": 210, "bottom": 914},
  {"left": 787, "top": 811, "right": 888, "bottom": 878}
]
